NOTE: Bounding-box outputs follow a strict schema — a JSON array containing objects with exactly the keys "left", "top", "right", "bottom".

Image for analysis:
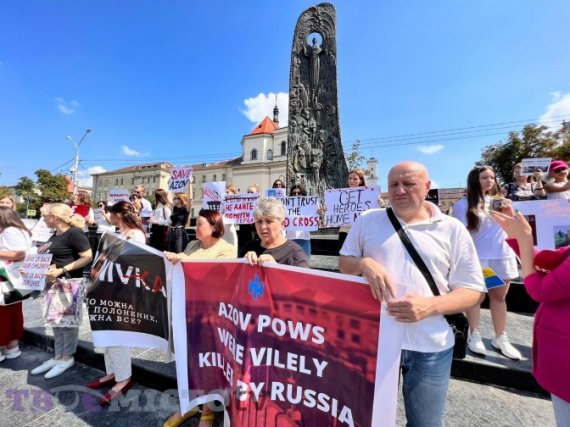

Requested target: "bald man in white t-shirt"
[{"left": 339, "top": 161, "right": 486, "bottom": 427}]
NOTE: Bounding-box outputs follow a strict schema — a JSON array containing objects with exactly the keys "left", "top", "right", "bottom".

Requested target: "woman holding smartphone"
[{"left": 451, "top": 166, "right": 520, "bottom": 360}]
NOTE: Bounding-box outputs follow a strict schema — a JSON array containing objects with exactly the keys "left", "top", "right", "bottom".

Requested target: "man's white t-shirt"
[{"left": 340, "top": 203, "right": 485, "bottom": 353}]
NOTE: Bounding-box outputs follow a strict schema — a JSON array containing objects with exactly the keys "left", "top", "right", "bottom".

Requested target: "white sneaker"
[
  {"left": 492, "top": 333, "right": 522, "bottom": 360},
  {"left": 468, "top": 329, "right": 487, "bottom": 356},
  {"left": 3, "top": 346, "right": 21, "bottom": 359},
  {"left": 44, "top": 358, "right": 74, "bottom": 379},
  {"left": 31, "top": 358, "right": 57, "bottom": 375}
]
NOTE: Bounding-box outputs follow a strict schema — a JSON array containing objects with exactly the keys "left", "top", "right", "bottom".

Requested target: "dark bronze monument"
[{"left": 286, "top": 2, "right": 348, "bottom": 196}]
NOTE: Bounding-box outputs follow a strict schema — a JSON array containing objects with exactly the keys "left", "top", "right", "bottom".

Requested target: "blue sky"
[{"left": 1, "top": 1, "right": 569, "bottom": 191}]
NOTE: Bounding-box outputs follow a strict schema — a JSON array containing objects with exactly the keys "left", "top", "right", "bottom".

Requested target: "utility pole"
[{"left": 67, "top": 128, "right": 92, "bottom": 196}]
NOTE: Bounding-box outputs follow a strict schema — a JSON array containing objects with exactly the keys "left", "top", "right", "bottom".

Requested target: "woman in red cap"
[{"left": 545, "top": 160, "right": 570, "bottom": 200}]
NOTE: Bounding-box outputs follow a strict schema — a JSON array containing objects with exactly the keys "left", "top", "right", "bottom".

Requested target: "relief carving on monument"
[{"left": 286, "top": 2, "right": 348, "bottom": 196}]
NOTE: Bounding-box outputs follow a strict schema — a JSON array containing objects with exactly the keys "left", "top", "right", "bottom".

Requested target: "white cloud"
[
  {"left": 122, "top": 145, "right": 142, "bottom": 157},
  {"left": 539, "top": 92, "right": 570, "bottom": 129},
  {"left": 55, "top": 97, "right": 80, "bottom": 115},
  {"left": 241, "top": 92, "right": 289, "bottom": 127},
  {"left": 77, "top": 166, "right": 106, "bottom": 188},
  {"left": 417, "top": 144, "right": 444, "bottom": 154}
]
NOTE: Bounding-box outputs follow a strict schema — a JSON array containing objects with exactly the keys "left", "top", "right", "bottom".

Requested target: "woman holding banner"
[
  {"left": 86, "top": 201, "right": 145, "bottom": 405},
  {"left": 164, "top": 209, "right": 236, "bottom": 263},
  {"left": 241, "top": 197, "right": 308, "bottom": 267},
  {"left": 338, "top": 169, "right": 366, "bottom": 253},
  {"left": 163, "top": 208, "right": 236, "bottom": 427},
  {"left": 0, "top": 207, "right": 32, "bottom": 361},
  {"left": 452, "top": 166, "right": 521, "bottom": 360},
  {"left": 30, "top": 203, "right": 92, "bottom": 378}
]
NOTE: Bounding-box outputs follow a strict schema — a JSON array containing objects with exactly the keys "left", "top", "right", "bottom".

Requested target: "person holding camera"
[
  {"left": 545, "top": 160, "right": 570, "bottom": 200},
  {"left": 452, "top": 166, "right": 521, "bottom": 360},
  {"left": 504, "top": 163, "right": 547, "bottom": 201}
]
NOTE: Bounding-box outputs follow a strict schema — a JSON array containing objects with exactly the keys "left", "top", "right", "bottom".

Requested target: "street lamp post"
[{"left": 67, "top": 128, "right": 92, "bottom": 196}]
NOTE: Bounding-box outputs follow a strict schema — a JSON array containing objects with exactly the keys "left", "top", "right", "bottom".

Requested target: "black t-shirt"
[
  {"left": 38, "top": 227, "right": 91, "bottom": 278},
  {"left": 239, "top": 239, "right": 309, "bottom": 268},
  {"left": 170, "top": 206, "right": 189, "bottom": 227}
]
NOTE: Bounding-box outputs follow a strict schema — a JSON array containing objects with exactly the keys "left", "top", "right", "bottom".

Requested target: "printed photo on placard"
[
  {"left": 554, "top": 225, "right": 570, "bottom": 249},
  {"left": 521, "top": 158, "right": 551, "bottom": 176}
]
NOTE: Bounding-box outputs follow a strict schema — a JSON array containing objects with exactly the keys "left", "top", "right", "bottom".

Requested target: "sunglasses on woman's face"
[
  {"left": 98, "top": 204, "right": 104, "bottom": 208},
  {"left": 291, "top": 191, "right": 302, "bottom": 196},
  {"left": 554, "top": 168, "right": 568, "bottom": 173}
]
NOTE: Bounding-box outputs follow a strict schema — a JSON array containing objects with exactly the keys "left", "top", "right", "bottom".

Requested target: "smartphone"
[{"left": 490, "top": 197, "right": 506, "bottom": 212}]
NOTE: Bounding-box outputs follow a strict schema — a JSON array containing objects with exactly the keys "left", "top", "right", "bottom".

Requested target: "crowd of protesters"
[{"left": 0, "top": 159, "right": 568, "bottom": 426}]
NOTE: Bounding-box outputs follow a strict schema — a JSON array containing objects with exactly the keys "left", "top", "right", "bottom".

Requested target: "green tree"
[
  {"left": 478, "top": 124, "right": 562, "bottom": 184},
  {"left": 14, "top": 176, "right": 35, "bottom": 198},
  {"left": 14, "top": 176, "right": 39, "bottom": 213},
  {"left": 35, "top": 169, "right": 70, "bottom": 203},
  {"left": 345, "top": 140, "right": 367, "bottom": 172}
]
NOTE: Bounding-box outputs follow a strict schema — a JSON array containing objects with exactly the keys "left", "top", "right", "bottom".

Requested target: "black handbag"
[{"left": 386, "top": 207, "right": 469, "bottom": 359}]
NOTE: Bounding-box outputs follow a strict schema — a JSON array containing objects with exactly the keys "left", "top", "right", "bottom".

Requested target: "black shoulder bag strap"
[
  {"left": 386, "top": 207, "right": 469, "bottom": 359},
  {"left": 386, "top": 207, "right": 440, "bottom": 297}
]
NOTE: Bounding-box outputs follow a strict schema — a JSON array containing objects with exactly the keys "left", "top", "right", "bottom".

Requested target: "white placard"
[
  {"left": 513, "top": 199, "right": 570, "bottom": 250},
  {"left": 271, "top": 195, "right": 320, "bottom": 231},
  {"left": 521, "top": 158, "right": 551, "bottom": 176},
  {"left": 107, "top": 188, "right": 131, "bottom": 205},
  {"left": 223, "top": 194, "right": 258, "bottom": 224},
  {"left": 20, "top": 253, "right": 53, "bottom": 291},
  {"left": 202, "top": 181, "right": 226, "bottom": 212},
  {"left": 27, "top": 218, "right": 54, "bottom": 243},
  {"left": 168, "top": 166, "right": 193, "bottom": 192},
  {"left": 323, "top": 186, "right": 381, "bottom": 227}
]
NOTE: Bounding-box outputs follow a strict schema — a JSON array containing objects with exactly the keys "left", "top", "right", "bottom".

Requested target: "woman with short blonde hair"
[{"left": 241, "top": 197, "right": 308, "bottom": 267}]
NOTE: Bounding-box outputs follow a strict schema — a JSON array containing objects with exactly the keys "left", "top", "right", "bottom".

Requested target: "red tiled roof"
[{"left": 248, "top": 116, "right": 278, "bottom": 135}]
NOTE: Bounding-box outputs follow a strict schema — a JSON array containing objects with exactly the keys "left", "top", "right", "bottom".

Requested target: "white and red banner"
[
  {"left": 323, "top": 186, "right": 381, "bottom": 227},
  {"left": 170, "top": 261, "right": 402, "bottom": 427}
]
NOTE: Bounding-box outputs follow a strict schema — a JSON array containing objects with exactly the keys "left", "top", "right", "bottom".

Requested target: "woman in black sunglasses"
[{"left": 545, "top": 160, "right": 570, "bottom": 200}]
